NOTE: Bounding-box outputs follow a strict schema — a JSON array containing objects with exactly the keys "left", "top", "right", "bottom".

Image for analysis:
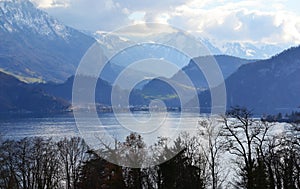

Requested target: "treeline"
[
  {"left": 262, "top": 111, "right": 300, "bottom": 123},
  {"left": 0, "top": 107, "right": 299, "bottom": 189}
]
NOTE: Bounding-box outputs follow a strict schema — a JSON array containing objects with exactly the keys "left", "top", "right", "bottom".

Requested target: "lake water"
[{"left": 0, "top": 112, "right": 203, "bottom": 146}]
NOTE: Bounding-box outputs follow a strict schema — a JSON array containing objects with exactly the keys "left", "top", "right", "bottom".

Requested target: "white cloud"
[
  {"left": 35, "top": 0, "right": 131, "bottom": 31},
  {"left": 113, "top": 0, "right": 189, "bottom": 11},
  {"left": 31, "top": 0, "right": 69, "bottom": 8},
  {"left": 128, "top": 11, "right": 145, "bottom": 24},
  {"left": 167, "top": 0, "right": 300, "bottom": 45},
  {"left": 31, "top": 0, "right": 300, "bottom": 45}
]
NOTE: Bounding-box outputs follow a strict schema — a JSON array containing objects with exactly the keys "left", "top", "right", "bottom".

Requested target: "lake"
[{"left": 0, "top": 112, "right": 203, "bottom": 147}]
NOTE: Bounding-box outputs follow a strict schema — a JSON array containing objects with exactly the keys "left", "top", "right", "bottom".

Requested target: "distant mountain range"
[
  {"left": 139, "top": 55, "right": 256, "bottom": 107},
  {"left": 1, "top": 45, "right": 300, "bottom": 115},
  {"left": 93, "top": 30, "right": 285, "bottom": 60},
  {"left": 37, "top": 45, "right": 300, "bottom": 115},
  {"left": 219, "top": 42, "right": 284, "bottom": 59}
]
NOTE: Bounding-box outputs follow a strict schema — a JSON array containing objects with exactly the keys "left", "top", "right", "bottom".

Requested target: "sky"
[{"left": 30, "top": 0, "right": 300, "bottom": 46}]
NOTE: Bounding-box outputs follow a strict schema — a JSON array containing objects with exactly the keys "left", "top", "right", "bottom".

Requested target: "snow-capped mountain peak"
[
  {"left": 0, "top": 0, "right": 95, "bottom": 82},
  {"left": 219, "top": 42, "right": 284, "bottom": 59},
  {"left": 0, "top": 0, "right": 70, "bottom": 39},
  {"left": 92, "top": 30, "right": 286, "bottom": 60}
]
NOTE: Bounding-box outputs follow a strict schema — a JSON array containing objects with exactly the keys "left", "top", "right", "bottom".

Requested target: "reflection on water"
[{"left": 0, "top": 112, "right": 202, "bottom": 145}]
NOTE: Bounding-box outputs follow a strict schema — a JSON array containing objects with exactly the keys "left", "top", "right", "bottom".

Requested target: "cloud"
[
  {"left": 202, "top": 10, "right": 284, "bottom": 41},
  {"left": 31, "top": 0, "right": 70, "bottom": 8},
  {"left": 31, "top": 0, "right": 300, "bottom": 45},
  {"left": 32, "top": 0, "right": 132, "bottom": 31},
  {"left": 168, "top": 0, "right": 300, "bottom": 45},
  {"left": 113, "top": 0, "right": 189, "bottom": 11}
]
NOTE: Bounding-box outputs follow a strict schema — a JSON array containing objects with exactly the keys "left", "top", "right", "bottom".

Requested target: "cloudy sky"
[{"left": 31, "top": 0, "right": 300, "bottom": 45}]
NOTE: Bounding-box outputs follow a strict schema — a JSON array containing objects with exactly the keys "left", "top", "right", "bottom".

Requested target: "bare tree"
[
  {"left": 0, "top": 137, "right": 63, "bottom": 189},
  {"left": 0, "top": 140, "right": 19, "bottom": 189},
  {"left": 270, "top": 123, "right": 300, "bottom": 189},
  {"left": 57, "top": 137, "right": 88, "bottom": 189},
  {"left": 198, "top": 118, "right": 227, "bottom": 189},
  {"left": 221, "top": 107, "right": 272, "bottom": 189}
]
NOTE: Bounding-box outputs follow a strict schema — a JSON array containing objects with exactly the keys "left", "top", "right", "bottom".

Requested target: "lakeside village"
[
  {"left": 71, "top": 103, "right": 300, "bottom": 123},
  {"left": 71, "top": 103, "right": 181, "bottom": 113}
]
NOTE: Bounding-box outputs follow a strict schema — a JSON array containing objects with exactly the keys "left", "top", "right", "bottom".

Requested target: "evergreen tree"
[{"left": 77, "top": 150, "right": 126, "bottom": 189}]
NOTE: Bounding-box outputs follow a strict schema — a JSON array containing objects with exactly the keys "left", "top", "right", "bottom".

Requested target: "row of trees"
[
  {"left": 0, "top": 137, "right": 88, "bottom": 189},
  {"left": 262, "top": 111, "right": 300, "bottom": 123},
  {"left": 0, "top": 107, "right": 299, "bottom": 189}
]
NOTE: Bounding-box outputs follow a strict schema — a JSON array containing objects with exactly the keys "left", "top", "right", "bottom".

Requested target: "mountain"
[
  {"left": 0, "top": 71, "right": 69, "bottom": 114},
  {"left": 94, "top": 32, "right": 192, "bottom": 68},
  {"left": 158, "top": 33, "right": 284, "bottom": 59},
  {"left": 172, "top": 55, "right": 257, "bottom": 89},
  {"left": 37, "top": 75, "right": 147, "bottom": 107},
  {"left": 93, "top": 29, "right": 284, "bottom": 62},
  {"left": 92, "top": 31, "right": 134, "bottom": 59},
  {"left": 0, "top": 0, "right": 95, "bottom": 82},
  {"left": 37, "top": 76, "right": 112, "bottom": 105},
  {"left": 140, "top": 55, "right": 256, "bottom": 107},
  {"left": 198, "top": 38, "right": 222, "bottom": 55},
  {"left": 220, "top": 42, "right": 284, "bottom": 59},
  {"left": 199, "top": 45, "right": 300, "bottom": 114}
]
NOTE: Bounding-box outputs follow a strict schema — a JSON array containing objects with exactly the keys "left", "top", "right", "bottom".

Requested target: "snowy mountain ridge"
[
  {"left": 0, "top": 0, "right": 95, "bottom": 82},
  {"left": 93, "top": 30, "right": 286, "bottom": 60},
  {"left": 0, "top": 0, "right": 70, "bottom": 40},
  {"left": 219, "top": 42, "right": 284, "bottom": 59}
]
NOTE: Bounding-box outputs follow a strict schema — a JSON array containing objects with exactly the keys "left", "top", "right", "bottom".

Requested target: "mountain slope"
[
  {"left": 172, "top": 55, "right": 257, "bottom": 89},
  {"left": 140, "top": 55, "right": 255, "bottom": 106},
  {"left": 226, "top": 46, "right": 300, "bottom": 114},
  {"left": 37, "top": 76, "right": 112, "bottom": 105},
  {"left": 38, "top": 75, "right": 147, "bottom": 106},
  {"left": 0, "top": 71, "right": 69, "bottom": 113},
  {"left": 0, "top": 0, "right": 95, "bottom": 82},
  {"left": 199, "top": 45, "right": 300, "bottom": 114}
]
